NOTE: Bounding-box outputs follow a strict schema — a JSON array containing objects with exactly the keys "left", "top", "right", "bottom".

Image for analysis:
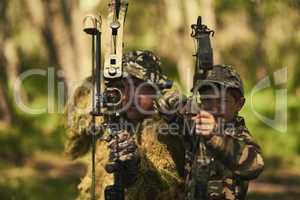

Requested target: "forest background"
[{"left": 0, "top": 0, "right": 299, "bottom": 199}]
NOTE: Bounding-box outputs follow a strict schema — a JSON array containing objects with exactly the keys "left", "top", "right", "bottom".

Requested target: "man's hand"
[
  {"left": 106, "top": 131, "right": 140, "bottom": 185},
  {"left": 107, "top": 131, "right": 139, "bottom": 162},
  {"left": 192, "top": 111, "right": 216, "bottom": 139}
]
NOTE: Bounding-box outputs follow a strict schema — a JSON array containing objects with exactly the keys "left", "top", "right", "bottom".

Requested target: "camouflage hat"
[
  {"left": 122, "top": 50, "right": 169, "bottom": 87},
  {"left": 199, "top": 65, "right": 244, "bottom": 96}
]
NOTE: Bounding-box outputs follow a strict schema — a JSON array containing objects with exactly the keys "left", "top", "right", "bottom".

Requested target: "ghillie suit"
[{"left": 64, "top": 50, "right": 186, "bottom": 200}]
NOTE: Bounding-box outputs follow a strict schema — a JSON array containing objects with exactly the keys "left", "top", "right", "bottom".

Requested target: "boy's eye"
[
  {"left": 200, "top": 98, "right": 219, "bottom": 101},
  {"left": 200, "top": 98, "right": 217, "bottom": 105},
  {"left": 200, "top": 98, "right": 233, "bottom": 104}
]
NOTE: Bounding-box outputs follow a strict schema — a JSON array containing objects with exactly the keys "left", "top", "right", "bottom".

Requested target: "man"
[
  {"left": 186, "top": 65, "right": 265, "bottom": 200},
  {"left": 65, "top": 50, "right": 185, "bottom": 200}
]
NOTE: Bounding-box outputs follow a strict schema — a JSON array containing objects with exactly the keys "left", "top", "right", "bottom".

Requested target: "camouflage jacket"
[
  {"left": 155, "top": 90, "right": 264, "bottom": 200},
  {"left": 64, "top": 84, "right": 185, "bottom": 200},
  {"left": 184, "top": 116, "right": 264, "bottom": 200}
]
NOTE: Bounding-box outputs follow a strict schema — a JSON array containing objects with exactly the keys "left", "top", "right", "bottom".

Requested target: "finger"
[
  {"left": 193, "top": 117, "right": 214, "bottom": 125},
  {"left": 120, "top": 144, "right": 137, "bottom": 155},
  {"left": 197, "top": 118, "right": 214, "bottom": 124},
  {"left": 109, "top": 141, "right": 129, "bottom": 152},
  {"left": 109, "top": 145, "right": 137, "bottom": 161},
  {"left": 119, "top": 151, "right": 139, "bottom": 161},
  {"left": 108, "top": 132, "right": 129, "bottom": 145},
  {"left": 108, "top": 138, "right": 135, "bottom": 153},
  {"left": 195, "top": 125, "right": 214, "bottom": 136},
  {"left": 118, "top": 140, "right": 130, "bottom": 149},
  {"left": 192, "top": 111, "right": 212, "bottom": 120},
  {"left": 118, "top": 138, "right": 135, "bottom": 149},
  {"left": 196, "top": 124, "right": 215, "bottom": 131},
  {"left": 195, "top": 128, "right": 211, "bottom": 137},
  {"left": 117, "top": 131, "right": 130, "bottom": 140},
  {"left": 108, "top": 133, "right": 131, "bottom": 148}
]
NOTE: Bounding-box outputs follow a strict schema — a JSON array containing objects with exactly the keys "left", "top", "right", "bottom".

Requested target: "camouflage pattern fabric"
[
  {"left": 154, "top": 88, "right": 187, "bottom": 122},
  {"left": 122, "top": 50, "right": 170, "bottom": 87},
  {"left": 65, "top": 77, "right": 93, "bottom": 160},
  {"left": 198, "top": 65, "right": 244, "bottom": 96},
  {"left": 75, "top": 117, "right": 186, "bottom": 200},
  {"left": 65, "top": 84, "right": 186, "bottom": 199},
  {"left": 65, "top": 50, "right": 169, "bottom": 160},
  {"left": 185, "top": 115, "right": 264, "bottom": 200},
  {"left": 64, "top": 50, "right": 186, "bottom": 200},
  {"left": 154, "top": 84, "right": 264, "bottom": 200},
  {"left": 184, "top": 64, "right": 263, "bottom": 200}
]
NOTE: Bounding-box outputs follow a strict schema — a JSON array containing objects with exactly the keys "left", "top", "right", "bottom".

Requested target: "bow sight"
[{"left": 83, "top": 1, "right": 129, "bottom": 200}]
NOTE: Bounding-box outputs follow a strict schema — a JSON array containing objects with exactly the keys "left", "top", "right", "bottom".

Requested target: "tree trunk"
[
  {"left": 0, "top": 41, "right": 12, "bottom": 125},
  {"left": 0, "top": 0, "right": 17, "bottom": 125},
  {"left": 23, "top": 0, "right": 90, "bottom": 89},
  {"left": 3, "top": 39, "right": 19, "bottom": 89},
  {"left": 162, "top": 0, "right": 197, "bottom": 92},
  {"left": 0, "top": 85, "right": 12, "bottom": 125}
]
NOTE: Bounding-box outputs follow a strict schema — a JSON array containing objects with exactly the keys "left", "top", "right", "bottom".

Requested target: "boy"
[{"left": 186, "top": 65, "right": 264, "bottom": 200}]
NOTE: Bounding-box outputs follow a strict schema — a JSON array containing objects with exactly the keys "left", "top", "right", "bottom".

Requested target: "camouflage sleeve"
[
  {"left": 205, "top": 128, "right": 264, "bottom": 180},
  {"left": 64, "top": 80, "right": 93, "bottom": 160},
  {"left": 154, "top": 88, "right": 186, "bottom": 123}
]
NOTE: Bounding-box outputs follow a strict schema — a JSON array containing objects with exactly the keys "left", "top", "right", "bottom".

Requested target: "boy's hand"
[{"left": 192, "top": 111, "right": 216, "bottom": 139}]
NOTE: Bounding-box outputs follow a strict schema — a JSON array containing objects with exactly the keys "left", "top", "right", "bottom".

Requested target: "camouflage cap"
[
  {"left": 122, "top": 50, "right": 169, "bottom": 87},
  {"left": 199, "top": 65, "right": 244, "bottom": 96}
]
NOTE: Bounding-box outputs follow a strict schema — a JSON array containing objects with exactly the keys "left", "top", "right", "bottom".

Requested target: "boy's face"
[
  {"left": 122, "top": 77, "right": 156, "bottom": 122},
  {"left": 200, "top": 87, "right": 245, "bottom": 122}
]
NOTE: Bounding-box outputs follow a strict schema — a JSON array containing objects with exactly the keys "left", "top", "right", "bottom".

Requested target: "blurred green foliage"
[{"left": 0, "top": 0, "right": 300, "bottom": 199}]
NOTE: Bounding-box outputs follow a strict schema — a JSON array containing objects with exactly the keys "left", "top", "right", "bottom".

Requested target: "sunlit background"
[{"left": 0, "top": 0, "right": 300, "bottom": 199}]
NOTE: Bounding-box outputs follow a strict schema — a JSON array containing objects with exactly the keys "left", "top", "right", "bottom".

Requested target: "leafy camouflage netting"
[
  {"left": 65, "top": 79, "right": 93, "bottom": 160},
  {"left": 75, "top": 119, "right": 185, "bottom": 200},
  {"left": 64, "top": 80, "right": 186, "bottom": 200}
]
